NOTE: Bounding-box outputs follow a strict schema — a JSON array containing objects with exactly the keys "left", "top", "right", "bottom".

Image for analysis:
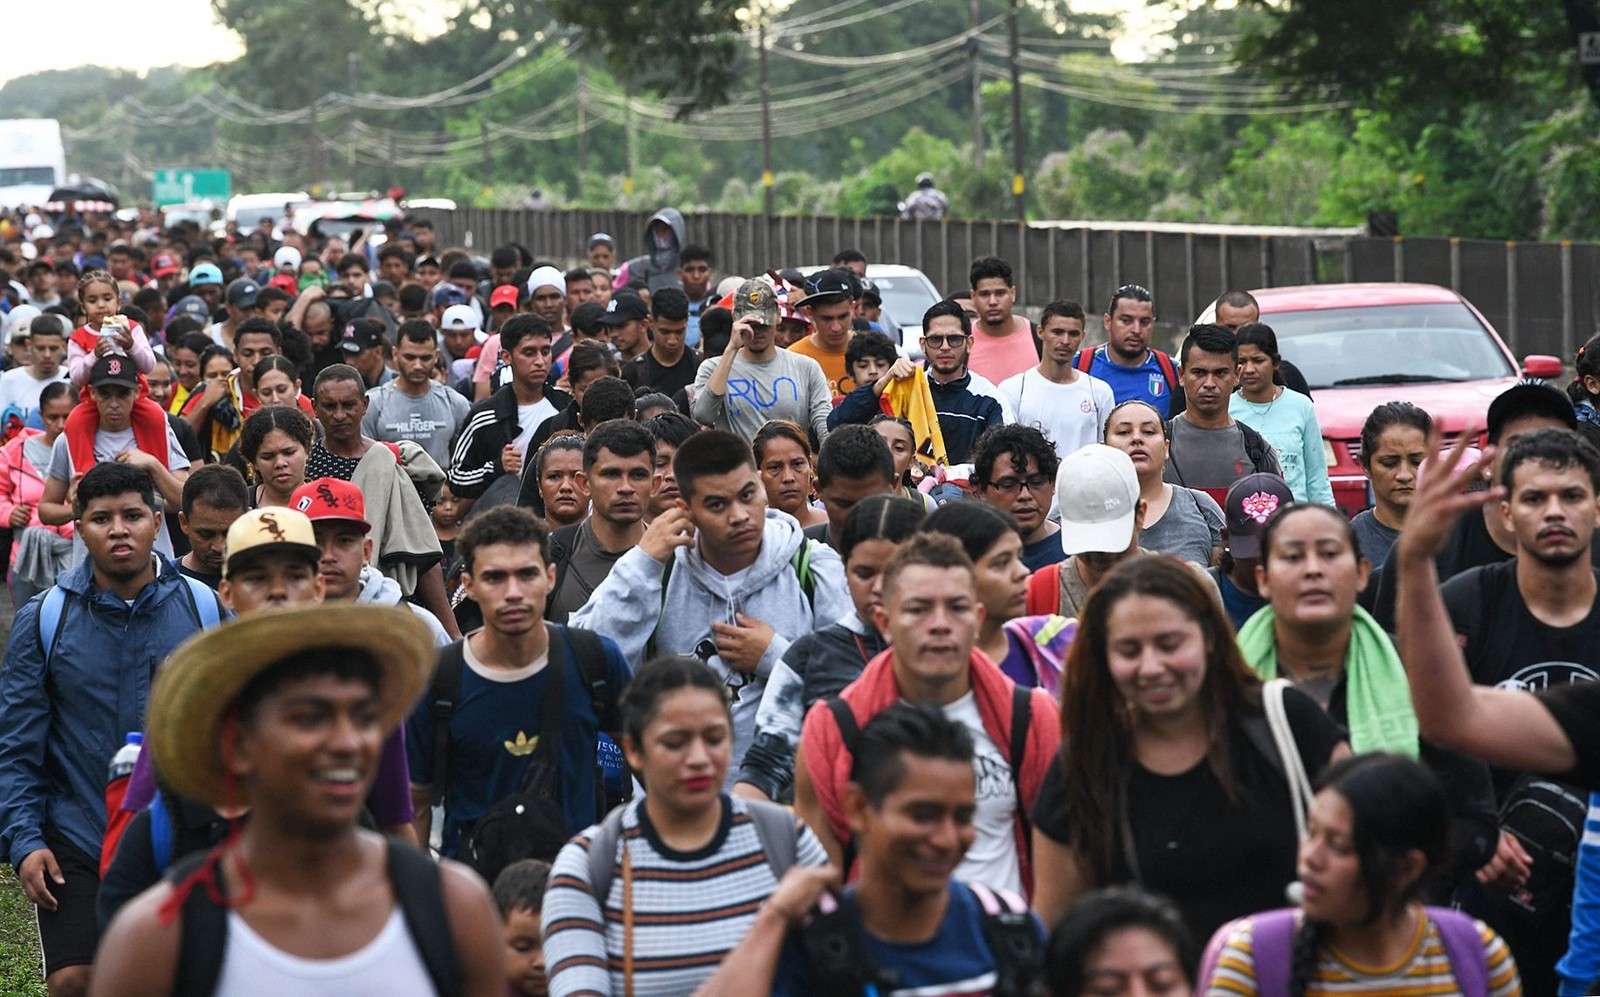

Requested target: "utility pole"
[
  {"left": 479, "top": 116, "right": 493, "bottom": 202},
  {"left": 624, "top": 87, "right": 636, "bottom": 197},
  {"left": 969, "top": 0, "right": 984, "bottom": 167},
  {"left": 577, "top": 49, "right": 589, "bottom": 183},
  {"left": 760, "top": 19, "right": 774, "bottom": 217},
  {"left": 346, "top": 53, "right": 359, "bottom": 191},
  {"left": 1007, "top": 0, "right": 1025, "bottom": 220},
  {"left": 307, "top": 104, "right": 322, "bottom": 194}
]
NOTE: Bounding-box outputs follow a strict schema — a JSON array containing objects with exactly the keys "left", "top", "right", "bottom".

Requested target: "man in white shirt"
[
  {"left": 0, "top": 313, "right": 68, "bottom": 416},
  {"left": 997, "top": 300, "right": 1114, "bottom": 460}
]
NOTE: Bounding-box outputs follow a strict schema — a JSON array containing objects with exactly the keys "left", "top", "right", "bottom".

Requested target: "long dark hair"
[
  {"left": 1057, "top": 556, "right": 1263, "bottom": 884},
  {"left": 1289, "top": 754, "right": 1448, "bottom": 996}
]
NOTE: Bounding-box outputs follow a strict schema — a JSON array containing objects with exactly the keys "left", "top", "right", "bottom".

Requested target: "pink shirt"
[
  {"left": 966, "top": 318, "right": 1037, "bottom": 385},
  {"left": 67, "top": 321, "right": 157, "bottom": 390}
]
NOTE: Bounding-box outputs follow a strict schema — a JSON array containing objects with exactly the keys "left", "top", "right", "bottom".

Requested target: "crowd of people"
[{"left": 0, "top": 202, "right": 1596, "bottom": 996}]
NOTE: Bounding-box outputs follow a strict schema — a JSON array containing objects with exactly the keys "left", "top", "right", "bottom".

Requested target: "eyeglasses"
[
  {"left": 985, "top": 474, "right": 1053, "bottom": 494},
  {"left": 921, "top": 334, "right": 970, "bottom": 348}
]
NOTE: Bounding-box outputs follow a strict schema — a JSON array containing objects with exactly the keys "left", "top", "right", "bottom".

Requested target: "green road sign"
[{"left": 151, "top": 169, "right": 231, "bottom": 206}]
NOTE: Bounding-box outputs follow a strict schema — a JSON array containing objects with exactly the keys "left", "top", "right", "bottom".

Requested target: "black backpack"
[
  {"left": 543, "top": 522, "right": 585, "bottom": 622},
  {"left": 799, "top": 882, "right": 1039, "bottom": 996},
  {"left": 166, "top": 838, "right": 459, "bottom": 997},
  {"left": 430, "top": 624, "right": 622, "bottom": 883},
  {"left": 1500, "top": 773, "right": 1585, "bottom": 921}
]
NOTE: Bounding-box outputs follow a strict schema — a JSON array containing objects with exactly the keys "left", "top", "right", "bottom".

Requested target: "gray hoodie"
[
  {"left": 356, "top": 564, "right": 452, "bottom": 647},
  {"left": 620, "top": 208, "right": 686, "bottom": 293},
  {"left": 570, "top": 510, "right": 851, "bottom": 782}
]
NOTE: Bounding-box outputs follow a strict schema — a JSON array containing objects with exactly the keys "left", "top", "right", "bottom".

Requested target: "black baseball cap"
[
  {"left": 90, "top": 354, "right": 142, "bottom": 390},
  {"left": 339, "top": 318, "right": 386, "bottom": 354},
  {"left": 597, "top": 291, "right": 649, "bottom": 327},
  {"left": 798, "top": 268, "right": 854, "bottom": 307},
  {"left": 1223, "top": 473, "right": 1295, "bottom": 560},
  {"left": 225, "top": 278, "right": 260, "bottom": 308},
  {"left": 1486, "top": 381, "right": 1576, "bottom": 443}
]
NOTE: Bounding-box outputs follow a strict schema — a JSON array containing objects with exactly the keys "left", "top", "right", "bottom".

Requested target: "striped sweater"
[
  {"left": 1205, "top": 909, "right": 1521, "bottom": 997},
  {"left": 542, "top": 795, "right": 828, "bottom": 997}
]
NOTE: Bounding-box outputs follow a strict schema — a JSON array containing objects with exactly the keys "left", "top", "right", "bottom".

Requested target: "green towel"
[{"left": 1235, "top": 604, "right": 1419, "bottom": 757}]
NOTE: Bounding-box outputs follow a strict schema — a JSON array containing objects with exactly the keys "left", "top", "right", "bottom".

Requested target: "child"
[
  {"left": 66, "top": 269, "right": 156, "bottom": 387},
  {"left": 61, "top": 269, "right": 172, "bottom": 475},
  {"left": 492, "top": 858, "right": 552, "bottom": 997},
  {"left": 432, "top": 482, "right": 463, "bottom": 566}
]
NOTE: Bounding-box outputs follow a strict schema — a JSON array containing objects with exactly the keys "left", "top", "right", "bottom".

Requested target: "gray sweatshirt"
[
  {"left": 690, "top": 350, "right": 833, "bottom": 444},
  {"left": 570, "top": 511, "right": 851, "bottom": 783}
]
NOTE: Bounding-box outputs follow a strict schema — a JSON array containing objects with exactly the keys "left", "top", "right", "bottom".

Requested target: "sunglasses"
[{"left": 922, "top": 334, "right": 970, "bottom": 348}]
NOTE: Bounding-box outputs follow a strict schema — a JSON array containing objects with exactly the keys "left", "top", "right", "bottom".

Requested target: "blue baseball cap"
[
  {"left": 430, "top": 283, "right": 467, "bottom": 307},
  {"left": 168, "top": 295, "right": 212, "bottom": 325},
  {"left": 190, "top": 263, "right": 223, "bottom": 287}
]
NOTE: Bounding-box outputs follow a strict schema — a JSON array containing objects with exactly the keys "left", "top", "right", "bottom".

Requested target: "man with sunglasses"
[
  {"left": 1075, "top": 283, "right": 1182, "bottom": 417},
  {"left": 917, "top": 300, "right": 1011, "bottom": 466}
]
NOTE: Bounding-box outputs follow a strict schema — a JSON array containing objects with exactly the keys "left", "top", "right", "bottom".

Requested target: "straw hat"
[{"left": 147, "top": 605, "right": 436, "bottom": 807}]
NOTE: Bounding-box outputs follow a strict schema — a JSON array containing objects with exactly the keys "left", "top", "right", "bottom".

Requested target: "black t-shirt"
[
  {"left": 176, "top": 560, "right": 223, "bottom": 591},
  {"left": 1441, "top": 560, "right": 1600, "bottom": 691},
  {"left": 1362, "top": 513, "right": 1600, "bottom": 631},
  {"left": 622, "top": 350, "right": 698, "bottom": 400},
  {"left": 1539, "top": 681, "right": 1600, "bottom": 791},
  {"left": 1031, "top": 688, "right": 1343, "bottom": 944}
]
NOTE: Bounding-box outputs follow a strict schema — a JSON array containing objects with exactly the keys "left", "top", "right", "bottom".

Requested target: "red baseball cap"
[
  {"left": 490, "top": 284, "right": 520, "bottom": 309},
  {"left": 291, "top": 478, "right": 370, "bottom": 532},
  {"left": 151, "top": 253, "right": 180, "bottom": 277}
]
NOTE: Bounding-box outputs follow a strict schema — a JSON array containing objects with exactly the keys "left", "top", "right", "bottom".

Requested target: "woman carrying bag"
[{"left": 1031, "top": 556, "right": 1347, "bottom": 943}]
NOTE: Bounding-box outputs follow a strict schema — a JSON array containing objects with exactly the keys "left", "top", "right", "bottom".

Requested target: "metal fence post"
[
  {"left": 941, "top": 221, "right": 952, "bottom": 296},
  {"left": 1218, "top": 235, "right": 1230, "bottom": 297},
  {"left": 1145, "top": 231, "right": 1156, "bottom": 294},
  {"left": 1449, "top": 237, "right": 1461, "bottom": 292},
  {"left": 1047, "top": 228, "right": 1058, "bottom": 303},
  {"left": 1562, "top": 240, "right": 1575, "bottom": 362},
  {"left": 1392, "top": 236, "right": 1404, "bottom": 282},
  {"left": 1506, "top": 241, "right": 1520, "bottom": 355},
  {"left": 1259, "top": 235, "right": 1271, "bottom": 288},
  {"left": 1081, "top": 229, "right": 1092, "bottom": 307},
  {"left": 1185, "top": 233, "right": 1196, "bottom": 318}
]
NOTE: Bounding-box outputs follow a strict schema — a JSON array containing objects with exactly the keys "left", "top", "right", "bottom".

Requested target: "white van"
[{"left": 226, "top": 192, "right": 310, "bottom": 232}]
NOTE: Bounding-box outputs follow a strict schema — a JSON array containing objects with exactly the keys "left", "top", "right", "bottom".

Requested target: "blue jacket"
[
  {"left": 0, "top": 557, "right": 225, "bottom": 869},
  {"left": 926, "top": 370, "right": 1006, "bottom": 465}
]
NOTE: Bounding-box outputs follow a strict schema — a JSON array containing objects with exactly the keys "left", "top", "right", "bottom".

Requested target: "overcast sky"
[
  {"left": 5, "top": 0, "right": 1155, "bottom": 88},
  {"left": 3, "top": 0, "right": 242, "bottom": 86}
]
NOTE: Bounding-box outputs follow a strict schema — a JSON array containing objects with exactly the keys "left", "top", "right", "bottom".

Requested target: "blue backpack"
[{"left": 36, "top": 574, "right": 222, "bottom": 666}]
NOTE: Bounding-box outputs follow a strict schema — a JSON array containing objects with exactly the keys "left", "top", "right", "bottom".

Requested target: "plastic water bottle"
[{"left": 108, "top": 731, "right": 143, "bottom": 783}]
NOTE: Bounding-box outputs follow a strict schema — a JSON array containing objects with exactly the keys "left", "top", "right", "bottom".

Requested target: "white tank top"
[{"left": 213, "top": 908, "right": 436, "bottom": 995}]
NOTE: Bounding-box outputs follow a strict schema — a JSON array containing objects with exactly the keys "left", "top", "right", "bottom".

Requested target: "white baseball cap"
[
  {"left": 273, "top": 246, "right": 302, "bottom": 271},
  {"left": 1057, "top": 444, "right": 1141, "bottom": 556},
  {"left": 4, "top": 304, "right": 42, "bottom": 346},
  {"left": 440, "top": 304, "right": 479, "bottom": 331}
]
